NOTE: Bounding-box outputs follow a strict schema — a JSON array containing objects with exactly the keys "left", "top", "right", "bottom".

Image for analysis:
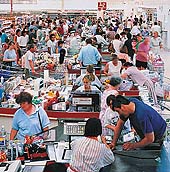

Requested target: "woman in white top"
[
  {"left": 104, "top": 54, "right": 122, "bottom": 77},
  {"left": 67, "top": 118, "right": 114, "bottom": 172},
  {"left": 76, "top": 75, "right": 100, "bottom": 92},
  {"left": 19, "top": 30, "right": 29, "bottom": 48}
]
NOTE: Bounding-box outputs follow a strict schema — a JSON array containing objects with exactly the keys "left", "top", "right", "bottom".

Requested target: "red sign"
[{"left": 98, "top": 2, "right": 107, "bottom": 11}]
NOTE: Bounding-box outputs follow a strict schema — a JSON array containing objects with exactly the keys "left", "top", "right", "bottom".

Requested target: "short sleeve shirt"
[{"left": 12, "top": 106, "right": 50, "bottom": 140}]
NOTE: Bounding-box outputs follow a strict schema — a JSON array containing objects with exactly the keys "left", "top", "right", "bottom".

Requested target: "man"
[
  {"left": 47, "top": 33, "right": 57, "bottom": 55},
  {"left": 136, "top": 37, "right": 150, "bottom": 69},
  {"left": 77, "top": 38, "right": 101, "bottom": 66},
  {"left": 109, "top": 95, "right": 166, "bottom": 151},
  {"left": 22, "top": 44, "right": 36, "bottom": 79}
]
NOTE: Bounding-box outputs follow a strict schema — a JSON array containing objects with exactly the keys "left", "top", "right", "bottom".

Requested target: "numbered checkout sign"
[{"left": 98, "top": 1, "right": 107, "bottom": 11}]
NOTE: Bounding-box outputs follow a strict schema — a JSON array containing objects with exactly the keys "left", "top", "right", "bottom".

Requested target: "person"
[
  {"left": 104, "top": 54, "right": 122, "bottom": 77},
  {"left": 10, "top": 92, "right": 50, "bottom": 141},
  {"left": 99, "top": 77, "right": 122, "bottom": 134},
  {"left": 67, "top": 118, "right": 114, "bottom": 172},
  {"left": 47, "top": 33, "right": 57, "bottom": 55},
  {"left": 3, "top": 41, "right": 17, "bottom": 67},
  {"left": 103, "top": 95, "right": 131, "bottom": 137},
  {"left": 136, "top": 37, "right": 150, "bottom": 69},
  {"left": 111, "top": 34, "right": 123, "bottom": 54},
  {"left": 151, "top": 22, "right": 161, "bottom": 37},
  {"left": 76, "top": 75, "right": 100, "bottom": 92},
  {"left": 109, "top": 95, "right": 166, "bottom": 150},
  {"left": 77, "top": 38, "right": 101, "bottom": 66},
  {"left": 75, "top": 65, "right": 102, "bottom": 89},
  {"left": 150, "top": 31, "right": 163, "bottom": 55},
  {"left": 22, "top": 44, "right": 37, "bottom": 78},
  {"left": 124, "top": 33, "right": 135, "bottom": 61},
  {"left": 121, "top": 62, "right": 158, "bottom": 105}
]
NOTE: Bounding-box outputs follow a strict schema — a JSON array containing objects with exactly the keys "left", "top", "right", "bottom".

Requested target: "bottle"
[
  {"left": 1, "top": 125, "right": 6, "bottom": 137},
  {"left": 0, "top": 76, "right": 4, "bottom": 84}
]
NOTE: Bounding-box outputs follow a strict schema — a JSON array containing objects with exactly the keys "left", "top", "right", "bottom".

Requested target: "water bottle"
[{"left": 1, "top": 125, "right": 6, "bottom": 138}]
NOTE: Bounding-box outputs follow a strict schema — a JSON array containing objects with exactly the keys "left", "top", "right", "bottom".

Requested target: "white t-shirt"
[
  {"left": 47, "top": 40, "right": 57, "bottom": 55},
  {"left": 107, "top": 61, "right": 122, "bottom": 77},
  {"left": 124, "top": 66, "right": 148, "bottom": 86},
  {"left": 76, "top": 85, "right": 100, "bottom": 92},
  {"left": 23, "top": 50, "right": 34, "bottom": 70},
  {"left": 19, "top": 35, "right": 29, "bottom": 47},
  {"left": 112, "top": 39, "right": 123, "bottom": 54}
]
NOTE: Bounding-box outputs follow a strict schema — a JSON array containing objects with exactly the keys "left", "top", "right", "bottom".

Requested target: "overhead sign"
[{"left": 98, "top": 2, "right": 107, "bottom": 11}]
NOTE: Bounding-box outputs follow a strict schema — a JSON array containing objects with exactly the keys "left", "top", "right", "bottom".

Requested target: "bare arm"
[
  {"left": 42, "top": 126, "right": 49, "bottom": 140},
  {"left": 105, "top": 124, "right": 116, "bottom": 132},
  {"left": 29, "top": 60, "right": 35, "bottom": 73},
  {"left": 121, "top": 73, "right": 128, "bottom": 79},
  {"left": 123, "top": 132, "right": 154, "bottom": 150},
  {"left": 104, "top": 63, "right": 109, "bottom": 76},
  {"left": 110, "top": 119, "right": 125, "bottom": 149},
  {"left": 10, "top": 129, "right": 18, "bottom": 140}
]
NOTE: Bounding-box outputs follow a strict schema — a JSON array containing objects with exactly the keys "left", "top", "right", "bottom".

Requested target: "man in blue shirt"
[
  {"left": 109, "top": 95, "right": 166, "bottom": 150},
  {"left": 77, "top": 38, "right": 101, "bottom": 66}
]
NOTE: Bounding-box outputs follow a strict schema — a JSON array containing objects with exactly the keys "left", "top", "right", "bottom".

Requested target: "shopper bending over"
[{"left": 109, "top": 95, "right": 166, "bottom": 151}]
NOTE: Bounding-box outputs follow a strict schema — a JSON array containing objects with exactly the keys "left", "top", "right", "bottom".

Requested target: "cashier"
[
  {"left": 75, "top": 65, "right": 102, "bottom": 89},
  {"left": 109, "top": 95, "right": 166, "bottom": 151},
  {"left": 76, "top": 75, "right": 101, "bottom": 92},
  {"left": 10, "top": 92, "right": 50, "bottom": 141}
]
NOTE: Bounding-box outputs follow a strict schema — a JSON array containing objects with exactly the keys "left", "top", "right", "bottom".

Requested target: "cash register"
[{"left": 72, "top": 90, "right": 101, "bottom": 112}]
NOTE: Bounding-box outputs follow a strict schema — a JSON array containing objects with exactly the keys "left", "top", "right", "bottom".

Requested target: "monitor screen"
[{"left": 72, "top": 90, "right": 101, "bottom": 112}]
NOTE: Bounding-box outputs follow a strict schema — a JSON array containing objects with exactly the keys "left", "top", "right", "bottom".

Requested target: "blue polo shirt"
[
  {"left": 12, "top": 106, "right": 50, "bottom": 140},
  {"left": 77, "top": 44, "right": 101, "bottom": 66},
  {"left": 120, "top": 98, "right": 166, "bottom": 140}
]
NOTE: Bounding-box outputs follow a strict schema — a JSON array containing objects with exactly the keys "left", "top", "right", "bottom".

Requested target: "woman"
[
  {"left": 111, "top": 34, "right": 123, "bottom": 54},
  {"left": 104, "top": 54, "right": 122, "bottom": 78},
  {"left": 99, "top": 77, "right": 122, "bottom": 134},
  {"left": 3, "top": 41, "right": 17, "bottom": 66},
  {"left": 75, "top": 65, "right": 102, "bottom": 89},
  {"left": 150, "top": 31, "right": 163, "bottom": 55},
  {"left": 10, "top": 92, "right": 50, "bottom": 141},
  {"left": 76, "top": 75, "right": 100, "bottom": 92},
  {"left": 67, "top": 118, "right": 114, "bottom": 172}
]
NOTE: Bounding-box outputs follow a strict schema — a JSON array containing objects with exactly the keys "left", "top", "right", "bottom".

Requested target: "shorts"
[{"left": 136, "top": 60, "right": 147, "bottom": 69}]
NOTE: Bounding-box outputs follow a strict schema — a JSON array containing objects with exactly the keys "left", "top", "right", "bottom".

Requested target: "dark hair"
[
  {"left": 30, "top": 28, "right": 34, "bottom": 32},
  {"left": 86, "top": 65, "right": 94, "bottom": 73},
  {"left": 115, "top": 34, "right": 120, "bottom": 40},
  {"left": 59, "top": 48, "right": 66, "bottom": 64},
  {"left": 58, "top": 40, "right": 64, "bottom": 46},
  {"left": 16, "top": 29, "right": 21, "bottom": 35},
  {"left": 16, "top": 92, "right": 33, "bottom": 104},
  {"left": 111, "top": 95, "right": 130, "bottom": 110},
  {"left": 123, "top": 62, "right": 133, "bottom": 67},
  {"left": 120, "top": 32, "right": 126, "bottom": 36},
  {"left": 109, "top": 77, "right": 122, "bottom": 87},
  {"left": 154, "top": 22, "right": 158, "bottom": 25},
  {"left": 86, "top": 38, "right": 92, "bottom": 44},
  {"left": 106, "top": 95, "right": 116, "bottom": 106},
  {"left": 50, "top": 34, "right": 55, "bottom": 40},
  {"left": 28, "top": 44, "right": 36, "bottom": 50},
  {"left": 111, "top": 54, "right": 118, "bottom": 60},
  {"left": 84, "top": 118, "right": 102, "bottom": 137}
]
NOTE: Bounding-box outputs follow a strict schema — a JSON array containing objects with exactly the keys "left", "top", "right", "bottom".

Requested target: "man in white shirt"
[
  {"left": 23, "top": 44, "right": 36, "bottom": 79},
  {"left": 47, "top": 33, "right": 57, "bottom": 55}
]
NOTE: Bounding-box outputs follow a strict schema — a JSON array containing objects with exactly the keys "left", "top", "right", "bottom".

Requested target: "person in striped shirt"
[{"left": 67, "top": 118, "right": 114, "bottom": 172}]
